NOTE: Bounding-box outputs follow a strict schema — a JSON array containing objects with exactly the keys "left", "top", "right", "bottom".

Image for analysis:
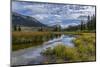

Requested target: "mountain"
[
  {"left": 12, "top": 12, "right": 47, "bottom": 27},
  {"left": 46, "top": 19, "right": 81, "bottom": 28}
]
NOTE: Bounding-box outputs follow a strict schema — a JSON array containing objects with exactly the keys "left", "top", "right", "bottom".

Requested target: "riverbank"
[
  {"left": 12, "top": 31, "right": 61, "bottom": 51},
  {"left": 12, "top": 31, "right": 95, "bottom": 51},
  {"left": 11, "top": 32, "right": 96, "bottom": 66},
  {"left": 41, "top": 33, "right": 96, "bottom": 63},
  {"left": 11, "top": 34, "right": 75, "bottom": 66}
]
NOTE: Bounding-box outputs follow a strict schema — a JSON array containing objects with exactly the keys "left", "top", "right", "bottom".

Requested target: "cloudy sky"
[{"left": 12, "top": 1, "right": 95, "bottom": 28}]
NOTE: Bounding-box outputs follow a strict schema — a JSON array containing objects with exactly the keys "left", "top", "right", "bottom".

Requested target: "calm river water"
[{"left": 12, "top": 34, "right": 75, "bottom": 66}]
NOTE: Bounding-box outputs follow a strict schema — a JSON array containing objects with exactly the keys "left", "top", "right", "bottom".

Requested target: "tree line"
[
  {"left": 13, "top": 15, "right": 96, "bottom": 32},
  {"left": 64, "top": 15, "right": 96, "bottom": 32},
  {"left": 13, "top": 25, "right": 21, "bottom": 31}
]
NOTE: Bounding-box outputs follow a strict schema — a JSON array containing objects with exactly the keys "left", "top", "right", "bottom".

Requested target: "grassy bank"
[
  {"left": 41, "top": 33, "right": 96, "bottom": 63},
  {"left": 12, "top": 31, "right": 79, "bottom": 51},
  {"left": 73, "top": 33, "right": 96, "bottom": 61},
  {"left": 12, "top": 31, "right": 76, "bottom": 51},
  {"left": 12, "top": 31, "right": 95, "bottom": 52},
  {"left": 12, "top": 31, "right": 62, "bottom": 51}
]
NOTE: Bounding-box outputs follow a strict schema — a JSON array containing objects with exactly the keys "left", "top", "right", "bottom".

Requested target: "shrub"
[
  {"left": 42, "top": 45, "right": 80, "bottom": 62},
  {"left": 53, "top": 45, "right": 66, "bottom": 57}
]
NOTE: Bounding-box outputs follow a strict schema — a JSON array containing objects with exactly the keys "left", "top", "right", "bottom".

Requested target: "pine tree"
[
  {"left": 14, "top": 25, "right": 17, "bottom": 31},
  {"left": 81, "top": 20, "right": 84, "bottom": 31},
  {"left": 18, "top": 26, "right": 21, "bottom": 31}
]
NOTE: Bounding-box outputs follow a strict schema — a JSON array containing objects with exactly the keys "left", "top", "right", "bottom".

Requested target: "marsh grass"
[
  {"left": 41, "top": 33, "right": 96, "bottom": 63},
  {"left": 12, "top": 31, "right": 62, "bottom": 51},
  {"left": 73, "top": 33, "right": 96, "bottom": 61},
  {"left": 42, "top": 45, "right": 80, "bottom": 62},
  {"left": 12, "top": 31, "right": 96, "bottom": 62}
]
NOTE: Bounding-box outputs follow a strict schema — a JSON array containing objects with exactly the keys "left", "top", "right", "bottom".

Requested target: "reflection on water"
[
  {"left": 12, "top": 34, "right": 75, "bottom": 65},
  {"left": 23, "top": 35, "right": 75, "bottom": 58},
  {"left": 12, "top": 34, "right": 61, "bottom": 50}
]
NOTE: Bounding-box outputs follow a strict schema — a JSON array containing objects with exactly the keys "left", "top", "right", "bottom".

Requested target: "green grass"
[
  {"left": 73, "top": 33, "right": 96, "bottom": 61},
  {"left": 41, "top": 33, "right": 96, "bottom": 63},
  {"left": 12, "top": 31, "right": 62, "bottom": 51},
  {"left": 12, "top": 31, "right": 96, "bottom": 54},
  {"left": 41, "top": 45, "right": 80, "bottom": 62}
]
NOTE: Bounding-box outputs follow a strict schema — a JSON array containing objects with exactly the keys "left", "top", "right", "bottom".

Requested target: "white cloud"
[
  {"left": 61, "top": 22, "right": 80, "bottom": 28},
  {"left": 32, "top": 14, "right": 49, "bottom": 20},
  {"left": 12, "top": 1, "right": 95, "bottom": 28}
]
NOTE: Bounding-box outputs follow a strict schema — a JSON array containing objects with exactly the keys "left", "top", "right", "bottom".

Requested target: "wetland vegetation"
[{"left": 11, "top": 1, "right": 96, "bottom": 66}]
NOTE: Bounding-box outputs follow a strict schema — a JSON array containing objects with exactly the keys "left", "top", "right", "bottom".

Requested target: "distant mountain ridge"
[{"left": 12, "top": 12, "right": 47, "bottom": 27}]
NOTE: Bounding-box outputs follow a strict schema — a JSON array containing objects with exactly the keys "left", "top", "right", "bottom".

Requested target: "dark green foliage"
[
  {"left": 53, "top": 25, "right": 62, "bottom": 32},
  {"left": 64, "top": 15, "right": 96, "bottom": 32},
  {"left": 13, "top": 25, "right": 17, "bottom": 31},
  {"left": 18, "top": 26, "right": 21, "bottom": 31}
]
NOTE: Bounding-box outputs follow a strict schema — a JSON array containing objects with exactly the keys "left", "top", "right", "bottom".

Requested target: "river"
[{"left": 11, "top": 34, "right": 75, "bottom": 66}]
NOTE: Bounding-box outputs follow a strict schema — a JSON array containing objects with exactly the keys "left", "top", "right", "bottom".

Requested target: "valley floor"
[{"left": 11, "top": 31, "right": 96, "bottom": 66}]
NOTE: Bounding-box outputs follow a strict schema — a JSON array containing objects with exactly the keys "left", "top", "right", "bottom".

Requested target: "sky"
[{"left": 12, "top": 1, "right": 95, "bottom": 28}]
